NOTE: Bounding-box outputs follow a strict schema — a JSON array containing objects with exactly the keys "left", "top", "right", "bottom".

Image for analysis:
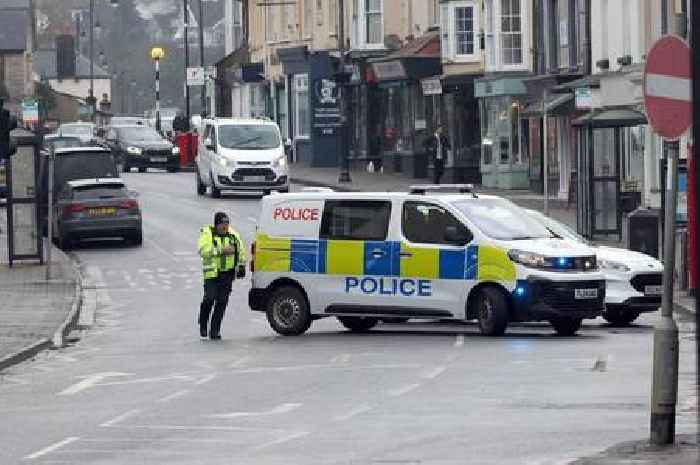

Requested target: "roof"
[
  {"left": 54, "top": 146, "right": 110, "bottom": 155},
  {"left": 33, "top": 49, "right": 112, "bottom": 79},
  {"left": 0, "top": 9, "right": 29, "bottom": 51},
  {"left": 372, "top": 32, "right": 441, "bottom": 62},
  {"left": 67, "top": 178, "right": 124, "bottom": 188},
  {"left": 263, "top": 191, "right": 503, "bottom": 202},
  {"left": 572, "top": 108, "right": 647, "bottom": 128},
  {"left": 206, "top": 117, "right": 278, "bottom": 126}
]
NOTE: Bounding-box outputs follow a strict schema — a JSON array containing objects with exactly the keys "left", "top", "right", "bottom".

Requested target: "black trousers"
[
  {"left": 433, "top": 158, "right": 445, "bottom": 184},
  {"left": 199, "top": 271, "right": 235, "bottom": 337}
]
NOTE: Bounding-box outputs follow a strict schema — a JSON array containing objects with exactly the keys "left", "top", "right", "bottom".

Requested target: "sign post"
[{"left": 643, "top": 35, "right": 692, "bottom": 446}]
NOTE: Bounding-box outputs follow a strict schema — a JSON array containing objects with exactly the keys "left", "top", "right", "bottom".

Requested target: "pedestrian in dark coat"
[{"left": 423, "top": 126, "right": 451, "bottom": 184}]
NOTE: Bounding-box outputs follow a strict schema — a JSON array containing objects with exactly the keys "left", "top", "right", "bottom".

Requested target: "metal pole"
[
  {"left": 155, "top": 59, "right": 161, "bottom": 133},
  {"left": 45, "top": 150, "right": 54, "bottom": 281},
  {"left": 543, "top": 88, "right": 549, "bottom": 216},
  {"left": 337, "top": 0, "right": 351, "bottom": 183},
  {"left": 184, "top": 0, "right": 191, "bottom": 123},
  {"left": 650, "top": 140, "right": 680, "bottom": 445},
  {"left": 690, "top": 0, "right": 700, "bottom": 431},
  {"left": 89, "top": 0, "right": 95, "bottom": 122},
  {"left": 199, "top": 0, "right": 206, "bottom": 116}
]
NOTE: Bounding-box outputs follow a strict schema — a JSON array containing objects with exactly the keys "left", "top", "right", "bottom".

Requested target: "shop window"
[
  {"left": 294, "top": 74, "right": 310, "bottom": 139},
  {"left": 481, "top": 96, "right": 522, "bottom": 166}
]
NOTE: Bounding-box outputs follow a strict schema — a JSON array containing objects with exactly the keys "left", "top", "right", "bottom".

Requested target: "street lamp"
[
  {"left": 150, "top": 46, "right": 165, "bottom": 133},
  {"left": 88, "top": 0, "right": 119, "bottom": 122}
]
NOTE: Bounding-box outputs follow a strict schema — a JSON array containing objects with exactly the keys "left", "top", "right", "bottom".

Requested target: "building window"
[
  {"left": 500, "top": 0, "right": 522, "bottom": 65},
  {"left": 294, "top": 74, "right": 310, "bottom": 139},
  {"left": 232, "top": 0, "right": 242, "bottom": 49},
  {"left": 485, "top": 0, "right": 527, "bottom": 69},
  {"left": 442, "top": 2, "right": 478, "bottom": 62},
  {"left": 266, "top": 5, "right": 276, "bottom": 42},
  {"left": 353, "top": 0, "right": 383, "bottom": 48},
  {"left": 455, "top": 5, "right": 475, "bottom": 56},
  {"left": 429, "top": 0, "right": 441, "bottom": 27}
]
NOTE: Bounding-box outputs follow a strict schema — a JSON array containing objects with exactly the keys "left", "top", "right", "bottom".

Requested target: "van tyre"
[
  {"left": 550, "top": 317, "right": 582, "bottom": 336},
  {"left": 210, "top": 175, "right": 222, "bottom": 198},
  {"left": 476, "top": 287, "right": 509, "bottom": 336},
  {"left": 603, "top": 309, "right": 640, "bottom": 326},
  {"left": 266, "top": 286, "right": 312, "bottom": 336},
  {"left": 58, "top": 232, "right": 73, "bottom": 250},
  {"left": 338, "top": 316, "right": 379, "bottom": 332},
  {"left": 196, "top": 170, "right": 206, "bottom": 195}
]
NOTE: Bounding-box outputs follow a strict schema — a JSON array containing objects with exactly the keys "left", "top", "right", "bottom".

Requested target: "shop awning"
[
  {"left": 521, "top": 94, "right": 574, "bottom": 117},
  {"left": 369, "top": 32, "right": 441, "bottom": 82},
  {"left": 572, "top": 108, "right": 647, "bottom": 128},
  {"left": 551, "top": 75, "right": 601, "bottom": 94}
]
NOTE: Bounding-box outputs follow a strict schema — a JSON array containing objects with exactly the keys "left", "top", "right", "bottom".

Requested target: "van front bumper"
[{"left": 511, "top": 278, "right": 606, "bottom": 321}]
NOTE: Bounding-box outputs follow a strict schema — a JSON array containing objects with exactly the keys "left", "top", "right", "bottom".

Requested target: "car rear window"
[
  {"left": 55, "top": 153, "right": 118, "bottom": 188},
  {"left": 72, "top": 185, "right": 127, "bottom": 200}
]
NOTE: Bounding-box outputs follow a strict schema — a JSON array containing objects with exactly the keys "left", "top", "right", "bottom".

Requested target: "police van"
[{"left": 249, "top": 185, "right": 606, "bottom": 337}]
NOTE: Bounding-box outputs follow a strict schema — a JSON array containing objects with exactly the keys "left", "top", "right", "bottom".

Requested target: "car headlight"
[
  {"left": 172, "top": 146, "right": 180, "bottom": 155},
  {"left": 127, "top": 146, "right": 142, "bottom": 155},
  {"left": 507, "top": 250, "right": 595, "bottom": 271},
  {"left": 272, "top": 155, "right": 287, "bottom": 168},
  {"left": 217, "top": 157, "right": 234, "bottom": 168},
  {"left": 508, "top": 250, "right": 548, "bottom": 268},
  {"left": 598, "top": 258, "right": 631, "bottom": 272}
]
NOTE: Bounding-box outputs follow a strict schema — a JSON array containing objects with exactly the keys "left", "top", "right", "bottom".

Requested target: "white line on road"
[
  {"left": 123, "top": 424, "right": 291, "bottom": 433},
  {"left": 158, "top": 389, "right": 192, "bottom": 403},
  {"left": 330, "top": 354, "right": 351, "bottom": 364},
  {"left": 247, "top": 217, "right": 257, "bottom": 223},
  {"left": 209, "top": 403, "right": 302, "bottom": 419},
  {"left": 195, "top": 373, "right": 216, "bottom": 385},
  {"left": 421, "top": 366, "right": 447, "bottom": 380},
  {"left": 58, "top": 372, "right": 132, "bottom": 396},
  {"left": 333, "top": 404, "right": 372, "bottom": 421},
  {"left": 454, "top": 334, "right": 465, "bottom": 348},
  {"left": 388, "top": 383, "right": 421, "bottom": 397},
  {"left": 100, "top": 409, "right": 141, "bottom": 427},
  {"left": 98, "top": 374, "right": 194, "bottom": 387},
  {"left": 232, "top": 363, "right": 421, "bottom": 374},
  {"left": 230, "top": 356, "right": 252, "bottom": 368},
  {"left": 24, "top": 437, "right": 80, "bottom": 460},
  {"left": 253, "top": 432, "right": 310, "bottom": 451}
]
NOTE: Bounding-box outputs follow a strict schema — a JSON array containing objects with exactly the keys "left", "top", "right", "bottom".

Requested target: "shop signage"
[
  {"left": 186, "top": 67, "right": 205, "bottom": 86},
  {"left": 312, "top": 78, "right": 342, "bottom": 136},
  {"left": 643, "top": 35, "right": 691, "bottom": 140},
  {"left": 421, "top": 78, "right": 442, "bottom": 96},
  {"left": 371, "top": 60, "right": 407, "bottom": 82},
  {"left": 21, "top": 99, "right": 39, "bottom": 124},
  {"left": 575, "top": 88, "right": 594, "bottom": 109},
  {"left": 415, "top": 119, "right": 427, "bottom": 130}
]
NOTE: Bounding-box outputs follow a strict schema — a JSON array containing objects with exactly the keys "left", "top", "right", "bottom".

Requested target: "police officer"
[{"left": 198, "top": 212, "right": 246, "bottom": 340}]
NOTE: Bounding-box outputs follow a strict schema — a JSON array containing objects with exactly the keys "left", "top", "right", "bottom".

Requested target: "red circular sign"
[{"left": 643, "top": 36, "right": 692, "bottom": 139}]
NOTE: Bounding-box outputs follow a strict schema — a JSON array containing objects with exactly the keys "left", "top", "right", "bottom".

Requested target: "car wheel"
[
  {"left": 127, "top": 230, "right": 143, "bottom": 246},
  {"left": 196, "top": 171, "right": 206, "bottom": 196},
  {"left": 603, "top": 309, "right": 640, "bottom": 326},
  {"left": 550, "top": 317, "right": 583, "bottom": 336},
  {"left": 58, "top": 232, "right": 73, "bottom": 250},
  {"left": 266, "top": 286, "right": 312, "bottom": 336},
  {"left": 122, "top": 164, "right": 131, "bottom": 173},
  {"left": 210, "top": 175, "right": 222, "bottom": 198},
  {"left": 381, "top": 317, "right": 409, "bottom": 324},
  {"left": 476, "top": 287, "right": 509, "bottom": 336},
  {"left": 167, "top": 166, "right": 179, "bottom": 173},
  {"left": 138, "top": 167, "right": 147, "bottom": 173},
  {"left": 338, "top": 316, "right": 379, "bottom": 332}
]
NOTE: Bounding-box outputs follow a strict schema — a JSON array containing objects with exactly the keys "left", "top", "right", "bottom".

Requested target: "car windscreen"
[
  {"left": 218, "top": 125, "right": 281, "bottom": 150},
  {"left": 116, "top": 127, "right": 164, "bottom": 142},
  {"left": 159, "top": 109, "right": 177, "bottom": 118},
  {"left": 72, "top": 185, "right": 127, "bottom": 200},
  {"left": 55, "top": 153, "right": 118, "bottom": 188},
  {"left": 47, "top": 138, "right": 82, "bottom": 149},
  {"left": 451, "top": 198, "right": 554, "bottom": 241},
  {"left": 61, "top": 125, "right": 93, "bottom": 135},
  {"left": 526, "top": 210, "right": 587, "bottom": 243}
]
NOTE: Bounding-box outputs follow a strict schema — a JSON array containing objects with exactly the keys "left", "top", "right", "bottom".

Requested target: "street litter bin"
[{"left": 627, "top": 208, "right": 660, "bottom": 259}]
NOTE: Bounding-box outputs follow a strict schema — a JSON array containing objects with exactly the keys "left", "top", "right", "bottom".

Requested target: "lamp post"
[
  {"left": 87, "top": 0, "right": 119, "bottom": 121},
  {"left": 198, "top": 0, "right": 206, "bottom": 117},
  {"left": 183, "top": 0, "right": 191, "bottom": 125},
  {"left": 150, "top": 47, "right": 165, "bottom": 133}
]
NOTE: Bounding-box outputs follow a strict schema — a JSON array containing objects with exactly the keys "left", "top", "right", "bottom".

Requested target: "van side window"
[
  {"left": 320, "top": 200, "right": 391, "bottom": 241},
  {"left": 402, "top": 201, "right": 472, "bottom": 245}
]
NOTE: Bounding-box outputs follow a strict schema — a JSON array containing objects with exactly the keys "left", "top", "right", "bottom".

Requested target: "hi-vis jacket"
[{"left": 198, "top": 225, "right": 247, "bottom": 280}]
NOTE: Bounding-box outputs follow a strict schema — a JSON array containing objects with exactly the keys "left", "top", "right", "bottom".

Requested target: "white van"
[
  {"left": 249, "top": 186, "right": 607, "bottom": 337},
  {"left": 195, "top": 118, "right": 289, "bottom": 197}
]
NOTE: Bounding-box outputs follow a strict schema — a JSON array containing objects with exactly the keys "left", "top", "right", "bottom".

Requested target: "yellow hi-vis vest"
[{"left": 198, "top": 225, "right": 247, "bottom": 280}]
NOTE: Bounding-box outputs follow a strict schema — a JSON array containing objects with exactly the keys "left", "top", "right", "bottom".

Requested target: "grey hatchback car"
[{"left": 53, "top": 178, "right": 142, "bottom": 249}]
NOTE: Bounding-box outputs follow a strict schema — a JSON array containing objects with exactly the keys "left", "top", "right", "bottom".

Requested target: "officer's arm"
[
  {"left": 198, "top": 228, "right": 220, "bottom": 259},
  {"left": 234, "top": 232, "right": 247, "bottom": 263}
]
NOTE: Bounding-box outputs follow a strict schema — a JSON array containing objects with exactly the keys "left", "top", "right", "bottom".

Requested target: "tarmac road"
[{"left": 0, "top": 171, "right": 696, "bottom": 465}]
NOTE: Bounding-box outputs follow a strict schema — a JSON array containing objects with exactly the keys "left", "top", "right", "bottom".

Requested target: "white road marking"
[
  {"left": 230, "top": 355, "right": 252, "bottom": 368},
  {"left": 173, "top": 251, "right": 195, "bottom": 256},
  {"left": 148, "top": 239, "right": 181, "bottom": 262},
  {"left": 421, "top": 365, "right": 447, "bottom": 380},
  {"left": 247, "top": 216, "right": 257, "bottom": 223},
  {"left": 330, "top": 354, "right": 351, "bottom": 364},
  {"left": 232, "top": 363, "right": 420, "bottom": 374},
  {"left": 158, "top": 389, "right": 192, "bottom": 403},
  {"left": 98, "top": 374, "right": 194, "bottom": 387},
  {"left": 58, "top": 372, "right": 132, "bottom": 396},
  {"left": 195, "top": 373, "right": 216, "bottom": 385},
  {"left": 253, "top": 432, "right": 310, "bottom": 451},
  {"left": 388, "top": 383, "right": 421, "bottom": 397},
  {"left": 123, "top": 424, "right": 290, "bottom": 433},
  {"left": 100, "top": 409, "right": 141, "bottom": 427},
  {"left": 333, "top": 404, "right": 372, "bottom": 421},
  {"left": 138, "top": 269, "right": 153, "bottom": 274},
  {"left": 24, "top": 437, "right": 80, "bottom": 460},
  {"left": 209, "top": 403, "right": 302, "bottom": 419},
  {"left": 454, "top": 334, "right": 465, "bottom": 347}
]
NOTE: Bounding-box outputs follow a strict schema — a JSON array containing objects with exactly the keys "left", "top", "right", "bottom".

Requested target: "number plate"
[
  {"left": 574, "top": 288, "right": 598, "bottom": 299},
  {"left": 150, "top": 157, "right": 167, "bottom": 162},
  {"left": 245, "top": 176, "right": 267, "bottom": 182},
  {"left": 88, "top": 207, "right": 116, "bottom": 216},
  {"left": 644, "top": 285, "right": 663, "bottom": 296}
]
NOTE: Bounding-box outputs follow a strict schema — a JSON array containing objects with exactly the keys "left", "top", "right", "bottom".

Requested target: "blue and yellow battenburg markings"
[{"left": 255, "top": 234, "right": 517, "bottom": 281}]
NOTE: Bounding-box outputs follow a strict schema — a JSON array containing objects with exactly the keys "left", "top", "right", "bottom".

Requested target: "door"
[
  {"left": 317, "top": 200, "right": 395, "bottom": 313},
  {"left": 199, "top": 124, "right": 214, "bottom": 182},
  {"left": 400, "top": 201, "right": 474, "bottom": 318},
  {"left": 591, "top": 127, "right": 621, "bottom": 238}
]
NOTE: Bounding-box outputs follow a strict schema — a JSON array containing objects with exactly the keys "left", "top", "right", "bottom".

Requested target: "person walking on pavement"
[
  {"left": 423, "top": 125, "right": 451, "bottom": 184},
  {"left": 172, "top": 111, "right": 190, "bottom": 134},
  {"left": 198, "top": 212, "right": 246, "bottom": 340}
]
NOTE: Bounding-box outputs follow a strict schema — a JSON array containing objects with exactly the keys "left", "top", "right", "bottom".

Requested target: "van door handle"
[
  {"left": 399, "top": 252, "right": 413, "bottom": 258},
  {"left": 371, "top": 249, "right": 386, "bottom": 258}
]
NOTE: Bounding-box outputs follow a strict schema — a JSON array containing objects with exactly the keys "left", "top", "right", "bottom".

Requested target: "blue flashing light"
[
  {"left": 515, "top": 286, "right": 526, "bottom": 297},
  {"left": 557, "top": 257, "right": 569, "bottom": 267}
]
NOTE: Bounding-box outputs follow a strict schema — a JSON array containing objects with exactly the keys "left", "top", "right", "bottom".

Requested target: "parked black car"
[{"left": 105, "top": 125, "right": 180, "bottom": 173}]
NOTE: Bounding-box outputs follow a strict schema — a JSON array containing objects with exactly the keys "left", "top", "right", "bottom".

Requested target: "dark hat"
[{"left": 214, "top": 212, "right": 229, "bottom": 226}]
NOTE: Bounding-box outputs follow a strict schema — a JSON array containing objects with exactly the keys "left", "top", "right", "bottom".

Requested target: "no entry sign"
[{"left": 643, "top": 35, "right": 692, "bottom": 140}]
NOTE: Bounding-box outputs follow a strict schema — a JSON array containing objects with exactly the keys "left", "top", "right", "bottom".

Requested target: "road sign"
[
  {"left": 187, "top": 67, "right": 205, "bottom": 86},
  {"left": 643, "top": 35, "right": 692, "bottom": 140},
  {"left": 21, "top": 99, "right": 38, "bottom": 124}
]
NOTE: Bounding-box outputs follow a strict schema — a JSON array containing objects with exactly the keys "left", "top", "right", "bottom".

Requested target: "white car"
[
  {"left": 525, "top": 209, "right": 663, "bottom": 325},
  {"left": 195, "top": 118, "right": 290, "bottom": 197},
  {"left": 57, "top": 122, "right": 96, "bottom": 144}
]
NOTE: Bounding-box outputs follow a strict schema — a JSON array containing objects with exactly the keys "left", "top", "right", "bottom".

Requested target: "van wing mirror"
[
  {"left": 444, "top": 225, "right": 472, "bottom": 245},
  {"left": 203, "top": 138, "right": 215, "bottom": 150}
]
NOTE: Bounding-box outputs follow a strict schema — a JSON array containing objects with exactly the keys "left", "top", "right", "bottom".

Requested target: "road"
[{"left": 0, "top": 171, "right": 696, "bottom": 465}]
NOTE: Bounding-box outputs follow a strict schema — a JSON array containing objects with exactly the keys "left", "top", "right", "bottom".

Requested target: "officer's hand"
[{"left": 222, "top": 245, "right": 234, "bottom": 255}]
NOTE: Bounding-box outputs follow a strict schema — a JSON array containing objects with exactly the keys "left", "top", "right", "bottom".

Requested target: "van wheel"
[
  {"left": 138, "top": 167, "right": 146, "bottom": 173},
  {"left": 476, "top": 287, "right": 509, "bottom": 336},
  {"left": 266, "top": 286, "right": 312, "bottom": 336},
  {"left": 210, "top": 175, "right": 222, "bottom": 198},
  {"left": 603, "top": 309, "right": 640, "bottom": 326},
  {"left": 338, "top": 316, "right": 379, "bottom": 332},
  {"left": 196, "top": 170, "right": 206, "bottom": 195},
  {"left": 58, "top": 232, "right": 73, "bottom": 250},
  {"left": 550, "top": 317, "right": 582, "bottom": 336}
]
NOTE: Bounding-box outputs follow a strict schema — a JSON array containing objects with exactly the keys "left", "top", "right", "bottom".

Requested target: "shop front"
[{"left": 475, "top": 75, "right": 530, "bottom": 189}]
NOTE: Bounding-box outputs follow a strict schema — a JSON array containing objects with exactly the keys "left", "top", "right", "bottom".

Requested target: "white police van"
[{"left": 249, "top": 185, "right": 606, "bottom": 336}]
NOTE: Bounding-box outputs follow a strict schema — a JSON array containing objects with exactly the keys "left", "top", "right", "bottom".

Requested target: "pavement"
[{"left": 0, "top": 208, "right": 81, "bottom": 372}]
